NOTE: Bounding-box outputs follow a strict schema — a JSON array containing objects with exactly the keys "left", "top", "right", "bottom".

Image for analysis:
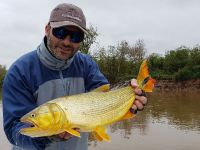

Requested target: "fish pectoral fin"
[
  {"left": 94, "top": 126, "right": 110, "bottom": 142},
  {"left": 91, "top": 84, "right": 110, "bottom": 92},
  {"left": 64, "top": 128, "right": 81, "bottom": 137},
  {"left": 121, "top": 110, "right": 136, "bottom": 120}
]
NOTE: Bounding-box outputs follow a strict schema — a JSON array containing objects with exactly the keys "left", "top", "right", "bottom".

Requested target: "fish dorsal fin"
[
  {"left": 64, "top": 128, "right": 81, "bottom": 137},
  {"left": 121, "top": 110, "right": 136, "bottom": 120},
  {"left": 93, "top": 126, "right": 110, "bottom": 142},
  {"left": 137, "top": 60, "right": 156, "bottom": 92},
  {"left": 92, "top": 84, "right": 110, "bottom": 92}
]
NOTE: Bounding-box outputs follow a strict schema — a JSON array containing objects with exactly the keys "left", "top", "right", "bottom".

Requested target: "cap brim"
[{"left": 50, "top": 21, "right": 88, "bottom": 34}]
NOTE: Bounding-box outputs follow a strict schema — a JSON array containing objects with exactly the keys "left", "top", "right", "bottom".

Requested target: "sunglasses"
[{"left": 52, "top": 27, "right": 84, "bottom": 43}]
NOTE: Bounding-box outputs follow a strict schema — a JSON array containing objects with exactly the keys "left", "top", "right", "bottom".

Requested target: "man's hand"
[
  {"left": 57, "top": 132, "right": 73, "bottom": 140},
  {"left": 57, "top": 128, "right": 80, "bottom": 140},
  {"left": 130, "top": 79, "right": 147, "bottom": 114}
]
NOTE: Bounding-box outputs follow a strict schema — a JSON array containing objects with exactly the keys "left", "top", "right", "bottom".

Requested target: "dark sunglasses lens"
[
  {"left": 52, "top": 27, "right": 67, "bottom": 39},
  {"left": 70, "top": 32, "right": 84, "bottom": 43},
  {"left": 52, "top": 27, "right": 84, "bottom": 43}
]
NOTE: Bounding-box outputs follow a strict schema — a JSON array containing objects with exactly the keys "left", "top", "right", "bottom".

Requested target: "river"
[{"left": 1, "top": 90, "right": 200, "bottom": 150}]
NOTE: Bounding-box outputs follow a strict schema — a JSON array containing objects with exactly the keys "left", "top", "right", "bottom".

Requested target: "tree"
[
  {"left": 80, "top": 25, "right": 98, "bottom": 54},
  {"left": 0, "top": 65, "right": 7, "bottom": 89},
  {"left": 128, "top": 39, "right": 146, "bottom": 63},
  {"left": 148, "top": 53, "right": 164, "bottom": 71},
  {"left": 164, "top": 46, "right": 189, "bottom": 73},
  {"left": 93, "top": 40, "right": 147, "bottom": 83},
  {"left": 189, "top": 46, "right": 200, "bottom": 66}
]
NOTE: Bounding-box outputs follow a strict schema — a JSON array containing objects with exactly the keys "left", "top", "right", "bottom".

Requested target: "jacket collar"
[{"left": 37, "top": 38, "right": 75, "bottom": 70}]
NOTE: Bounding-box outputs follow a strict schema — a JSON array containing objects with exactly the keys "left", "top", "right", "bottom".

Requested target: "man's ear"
[{"left": 45, "top": 24, "right": 51, "bottom": 36}]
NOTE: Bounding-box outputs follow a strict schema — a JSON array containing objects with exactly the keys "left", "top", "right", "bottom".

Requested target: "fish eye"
[{"left": 30, "top": 114, "right": 36, "bottom": 118}]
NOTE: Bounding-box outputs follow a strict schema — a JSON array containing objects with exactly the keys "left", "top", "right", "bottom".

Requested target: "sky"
[{"left": 0, "top": 0, "right": 200, "bottom": 68}]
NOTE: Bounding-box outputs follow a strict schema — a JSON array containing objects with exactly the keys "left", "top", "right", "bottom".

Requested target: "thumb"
[{"left": 131, "top": 79, "right": 138, "bottom": 88}]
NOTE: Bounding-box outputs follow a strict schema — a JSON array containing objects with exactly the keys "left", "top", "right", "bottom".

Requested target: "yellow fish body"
[{"left": 20, "top": 60, "right": 155, "bottom": 142}]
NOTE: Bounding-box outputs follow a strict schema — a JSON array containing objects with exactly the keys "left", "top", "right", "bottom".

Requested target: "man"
[{"left": 2, "top": 3, "right": 147, "bottom": 150}]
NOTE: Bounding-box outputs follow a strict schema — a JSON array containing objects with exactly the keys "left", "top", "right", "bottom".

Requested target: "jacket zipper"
[{"left": 59, "top": 70, "right": 67, "bottom": 94}]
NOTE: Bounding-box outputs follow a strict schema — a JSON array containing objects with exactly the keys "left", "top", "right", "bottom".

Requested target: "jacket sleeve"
[
  {"left": 84, "top": 56, "right": 109, "bottom": 91},
  {"left": 2, "top": 67, "right": 51, "bottom": 150}
]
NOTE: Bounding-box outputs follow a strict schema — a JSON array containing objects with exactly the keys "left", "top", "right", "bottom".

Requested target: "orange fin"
[
  {"left": 64, "top": 128, "right": 81, "bottom": 137},
  {"left": 92, "top": 84, "right": 110, "bottom": 92},
  {"left": 137, "top": 60, "right": 149, "bottom": 88},
  {"left": 137, "top": 60, "right": 156, "bottom": 92},
  {"left": 143, "top": 77, "right": 156, "bottom": 92},
  {"left": 94, "top": 126, "right": 110, "bottom": 142},
  {"left": 92, "top": 132, "right": 103, "bottom": 142},
  {"left": 121, "top": 111, "right": 136, "bottom": 120}
]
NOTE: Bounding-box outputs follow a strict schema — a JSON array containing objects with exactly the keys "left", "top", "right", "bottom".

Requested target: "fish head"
[{"left": 20, "top": 103, "right": 66, "bottom": 137}]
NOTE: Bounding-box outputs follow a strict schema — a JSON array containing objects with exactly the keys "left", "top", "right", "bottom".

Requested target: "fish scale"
[{"left": 52, "top": 86, "right": 135, "bottom": 130}]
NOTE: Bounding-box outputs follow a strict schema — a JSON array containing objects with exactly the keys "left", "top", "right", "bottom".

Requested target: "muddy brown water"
[{"left": 1, "top": 90, "right": 200, "bottom": 150}]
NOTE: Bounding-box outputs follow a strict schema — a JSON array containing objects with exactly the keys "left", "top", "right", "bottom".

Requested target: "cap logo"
[{"left": 61, "top": 9, "right": 82, "bottom": 22}]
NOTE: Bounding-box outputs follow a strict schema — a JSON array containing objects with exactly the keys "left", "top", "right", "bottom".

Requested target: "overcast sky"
[{"left": 0, "top": 0, "right": 200, "bottom": 68}]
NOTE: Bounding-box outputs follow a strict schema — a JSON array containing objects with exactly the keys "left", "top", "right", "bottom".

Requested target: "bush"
[
  {"left": 174, "top": 67, "right": 193, "bottom": 81},
  {"left": 0, "top": 65, "right": 7, "bottom": 89}
]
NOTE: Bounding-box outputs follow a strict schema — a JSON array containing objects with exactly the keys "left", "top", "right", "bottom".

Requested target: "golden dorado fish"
[{"left": 20, "top": 60, "right": 155, "bottom": 142}]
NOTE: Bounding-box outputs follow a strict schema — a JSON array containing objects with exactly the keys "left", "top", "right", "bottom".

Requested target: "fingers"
[
  {"left": 135, "top": 95, "right": 147, "bottom": 105},
  {"left": 58, "top": 132, "right": 73, "bottom": 140},
  {"left": 58, "top": 128, "right": 80, "bottom": 140},
  {"left": 64, "top": 133, "right": 73, "bottom": 140},
  {"left": 131, "top": 95, "right": 147, "bottom": 114},
  {"left": 134, "top": 88, "right": 142, "bottom": 95},
  {"left": 58, "top": 132, "right": 65, "bottom": 138},
  {"left": 130, "top": 79, "right": 148, "bottom": 114},
  {"left": 130, "top": 104, "right": 138, "bottom": 114},
  {"left": 134, "top": 99, "right": 145, "bottom": 110},
  {"left": 131, "top": 100, "right": 144, "bottom": 114}
]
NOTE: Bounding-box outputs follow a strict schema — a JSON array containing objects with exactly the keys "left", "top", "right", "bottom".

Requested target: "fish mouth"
[
  {"left": 20, "top": 118, "right": 40, "bottom": 136},
  {"left": 20, "top": 118, "right": 55, "bottom": 137},
  {"left": 20, "top": 118, "right": 37, "bottom": 127}
]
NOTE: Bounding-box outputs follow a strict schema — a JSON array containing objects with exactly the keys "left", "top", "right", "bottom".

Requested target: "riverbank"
[
  {"left": 155, "top": 79, "right": 200, "bottom": 91},
  {"left": 0, "top": 79, "right": 199, "bottom": 100},
  {"left": 111, "top": 79, "right": 200, "bottom": 91}
]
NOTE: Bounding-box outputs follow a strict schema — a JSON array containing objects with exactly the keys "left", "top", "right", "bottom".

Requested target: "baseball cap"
[{"left": 49, "top": 3, "right": 87, "bottom": 33}]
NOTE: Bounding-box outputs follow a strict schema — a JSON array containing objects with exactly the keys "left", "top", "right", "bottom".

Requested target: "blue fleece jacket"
[{"left": 2, "top": 38, "right": 108, "bottom": 150}]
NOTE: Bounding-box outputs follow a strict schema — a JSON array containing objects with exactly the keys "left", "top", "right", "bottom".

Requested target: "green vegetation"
[
  {"left": 80, "top": 26, "right": 200, "bottom": 83},
  {"left": 0, "top": 65, "right": 6, "bottom": 100},
  {"left": 148, "top": 46, "right": 200, "bottom": 81},
  {"left": 80, "top": 25, "right": 98, "bottom": 54},
  {"left": 94, "top": 40, "right": 146, "bottom": 83},
  {"left": 0, "top": 90, "right": 2, "bottom": 100},
  {"left": 0, "top": 64, "right": 6, "bottom": 88},
  {"left": 0, "top": 27, "right": 200, "bottom": 88},
  {"left": 93, "top": 43, "right": 200, "bottom": 84}
]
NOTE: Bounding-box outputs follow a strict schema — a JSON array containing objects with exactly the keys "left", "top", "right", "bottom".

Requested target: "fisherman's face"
[{"left": 45, "top": 25, "right": 84, "bottom": 61}]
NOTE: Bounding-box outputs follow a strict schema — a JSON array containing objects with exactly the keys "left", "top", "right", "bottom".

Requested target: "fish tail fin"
[
  {"left": 137, "top": 60, "right": 156, "bottom": 92},
  {"left": 143, "top": 77, "right": 156, "bottom": 92}
]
